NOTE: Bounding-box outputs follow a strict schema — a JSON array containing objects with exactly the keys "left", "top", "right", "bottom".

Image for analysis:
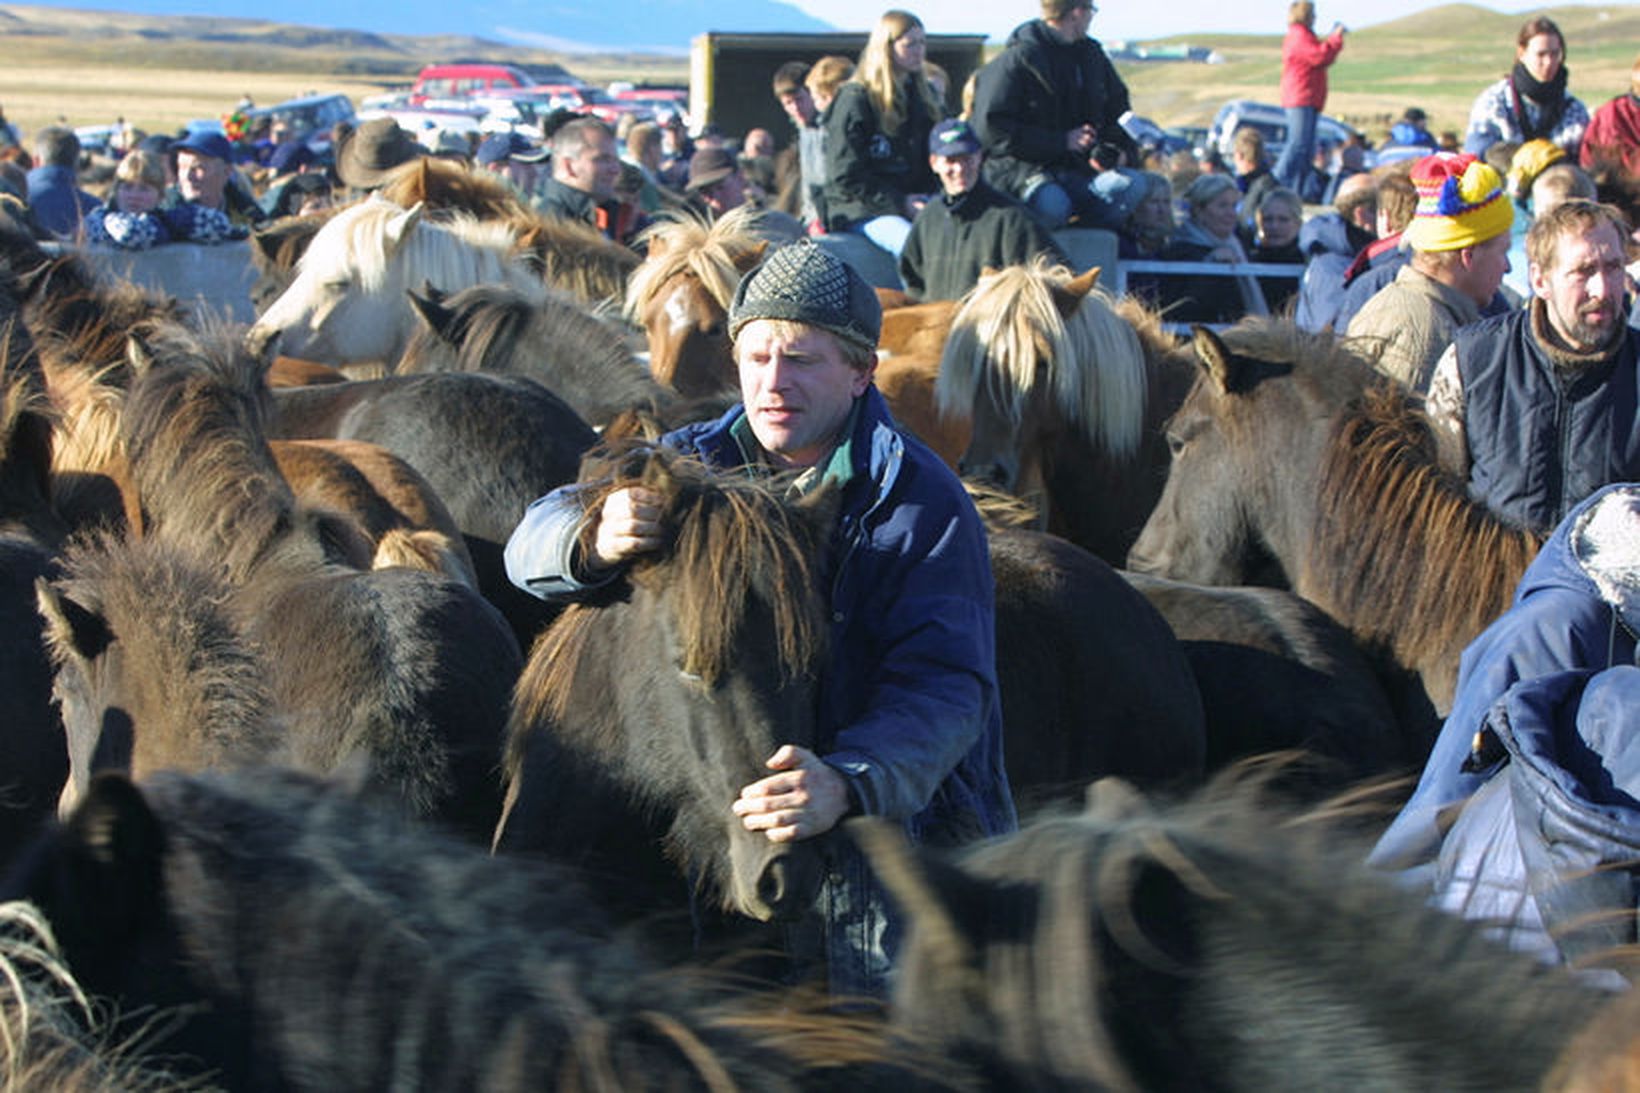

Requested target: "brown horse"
[
  {"left": 45, "top": 319, "right": 522, "bottom": 839},
  {"left": 936, "top": 260, "right": 1191, "bottom": 565},
  {"left": 624, "top": 205, "right": 766, "bottom": 398},
  {"left": 400, "top": 279, "right": 673, "bottom": 429},
  {"left": 1128, "top": 321, "right": 1542, "bottom": 716}
]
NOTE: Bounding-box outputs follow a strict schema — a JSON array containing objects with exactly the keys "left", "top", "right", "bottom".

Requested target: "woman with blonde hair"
[{"left": 822, "top": 9, "right": 944, "bottom": 257}]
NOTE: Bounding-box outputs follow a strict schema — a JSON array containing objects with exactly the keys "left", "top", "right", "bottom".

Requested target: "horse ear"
[
  {"left": 849, "top": 818, "right": 982, "bottom": 969},
  {"left": 1191, "top": 325, "right": 1250, "bottom": 395},
  {"left": 408, "top": 282, "right": 461, "bottom": 346},
  {"left": 36, "top": 576, "right": 113, "bottom": 666},
  {"left": 249, "top": 225, "right": 283, "bottom": 266},
  {"left": 383, "top": 202, "right": 424, "bottom": 252},
  {"left": 60, "top": 773, "right": 167, "bottom": 921},
  {"left": 1048, "top": 266, "right": 1102, "bottom": 320},
  {"left": 125, "top": 329, "right": 157, "bottom": 377}
]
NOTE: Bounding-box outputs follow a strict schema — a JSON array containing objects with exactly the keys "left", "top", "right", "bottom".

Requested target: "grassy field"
[{"left": 0, "top": 1, "right": 1633, "bottom": 143}]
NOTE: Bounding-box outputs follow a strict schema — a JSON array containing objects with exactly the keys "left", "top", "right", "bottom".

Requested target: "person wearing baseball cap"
[
  {"left": 475, "top": 130, "right": 550, "bottom": 198},
  {"left": 1346, "top": 152, "right": 1513, "bottom": 391},
  {"left": 167, "top": 127, "right": 266, "bottom": 231},
  {"left": 504, "top": 241, "right": 1014, "bottom": 997},
  {"left": 899, "top": 117, "right": 1065, "bottom": 301}
]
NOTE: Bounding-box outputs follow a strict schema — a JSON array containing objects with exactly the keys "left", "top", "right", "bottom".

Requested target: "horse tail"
[{"left": 373, "top": 528, "right": 476, "bottom": 588}]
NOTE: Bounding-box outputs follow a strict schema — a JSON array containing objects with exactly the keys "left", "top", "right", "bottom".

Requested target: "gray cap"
[{"left": 728, "top": 242, "right": 881, "bottom": 353}]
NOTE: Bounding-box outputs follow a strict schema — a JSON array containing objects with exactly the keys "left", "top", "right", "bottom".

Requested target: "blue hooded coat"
[
  {"left": 505, "top": 386, "right": 1016, "bottom": 994},
  {"left": 1370, "top": 484, "right": 1640, "bottom": 891}
]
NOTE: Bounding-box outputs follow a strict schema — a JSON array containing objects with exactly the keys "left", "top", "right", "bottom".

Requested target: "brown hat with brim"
[{"left": 336, "top": 118, "right": 424, "bottom": 190}]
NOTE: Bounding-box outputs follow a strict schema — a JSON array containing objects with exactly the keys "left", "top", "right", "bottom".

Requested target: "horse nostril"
[{"left": 758, "top": 858, "right": 790, "bottom": 910}]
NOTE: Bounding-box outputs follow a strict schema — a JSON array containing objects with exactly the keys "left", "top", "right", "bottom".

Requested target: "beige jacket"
[{"left": 1346, "top": 263, "right": 1482, "bottom": 393}]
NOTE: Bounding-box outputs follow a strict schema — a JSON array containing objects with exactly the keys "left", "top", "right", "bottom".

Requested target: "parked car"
[
  {"left": 409, "top": 64, "right": 536, "bottom": 105},
  {"left": 248, "top": 92, "right": 356, "bottom": 157},
  {"left": 1207, "top": 99, "right": 1360, "bottom": 165},
  {"left": 1120, "top": 113, "right": 1193, "bottom": 157}
]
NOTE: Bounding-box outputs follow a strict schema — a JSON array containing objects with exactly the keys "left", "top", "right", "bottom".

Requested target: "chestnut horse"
[
  {"left": 1128, "top": 321, "right": 1542, "bottom": 717},
  {"left": 624, "top": 206, "right": 767, "bottom": 398},
  {"left": 40, "top": 320, "right": 522, "bottom": 839}
]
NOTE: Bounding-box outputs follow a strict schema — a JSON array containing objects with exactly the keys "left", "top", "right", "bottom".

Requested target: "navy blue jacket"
[
  {"left": 25, "top": 164, "right": 101, "bottom": 240},
  {"left": 505, "top": 386, "right": 1016, "bottom": 992},
  {"left": 1455, "top": 307, "right": 1640, "bottom": 533},
  {"left": 1370, "top": 483, "right": 1640, "bottom": 880}
]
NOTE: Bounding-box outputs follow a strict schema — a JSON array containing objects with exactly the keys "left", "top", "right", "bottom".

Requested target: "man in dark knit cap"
[{"left": 504, "top": 241, "right": 1015, "bottom": 996}]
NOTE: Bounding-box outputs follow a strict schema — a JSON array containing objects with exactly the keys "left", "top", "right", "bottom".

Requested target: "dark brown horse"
[
  {"left": 2, "top": 767, "right": 926, "bottom": 1091},
  {"left": 61, "top": 320, "right": 523, "bottom": 839},
  {"left": 494, "top": 447, "right": 1208, "bottom": 936},
  {"left": 401, "top": 279, "right": 675, "bottom": 429},
  {"left": 1128, "top": 321, "right": 1542, "bottom": 716},
  {"left": 854, "top": 770, "right": 1607, "bottom": 1091}
]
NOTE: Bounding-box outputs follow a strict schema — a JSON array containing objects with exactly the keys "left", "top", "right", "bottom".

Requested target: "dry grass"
[{"left": 0, "top": 1, "right": 1629, "bottom": 145}]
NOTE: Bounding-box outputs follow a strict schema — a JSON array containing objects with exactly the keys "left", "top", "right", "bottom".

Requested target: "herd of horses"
[{"left": 0, "top": 155, "right": 1632, "bottom": 1089}]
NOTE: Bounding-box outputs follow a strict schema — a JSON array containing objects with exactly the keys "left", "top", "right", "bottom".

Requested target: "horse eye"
[{"left": 1166, "top": 431, "right": 1186, "bottom": 456}]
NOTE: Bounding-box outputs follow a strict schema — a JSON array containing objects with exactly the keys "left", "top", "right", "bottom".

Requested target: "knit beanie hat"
[
  {"left": 1506, "top": 138, "right": 1567, "bottom": 204},
  {"left": 1403, "top": 152, "right": 1513, "bottom": 252},
  {"left": 728, "top": 242, "right": 881, "bottom": 353}
]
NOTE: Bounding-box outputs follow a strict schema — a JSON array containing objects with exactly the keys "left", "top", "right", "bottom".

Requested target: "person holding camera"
[
  {"left": 970, "top": 0, "right": 1138, "bottom": 229},
  {"left": 1275, "top": 1, "right": 1346, "bottom": 192}
]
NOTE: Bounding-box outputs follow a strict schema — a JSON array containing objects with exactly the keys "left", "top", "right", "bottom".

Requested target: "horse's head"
[
  {"left": 500, "top": 444, "right": 832, "bottom": 922},
  {"left": 248, "top": 199, "right": 529, "bottom": 367},
  {"left": 1128, "top": 320, "right": 1350, "bottom": 584},
  {"left": 36, "top": 535, "right": 278, "bottom": 817},
  {"left": 937, "top": 263, "right": 1145, "bottom": 508},
  {"left": 627, "top": 208, "right": 765, "bottom": 400}
]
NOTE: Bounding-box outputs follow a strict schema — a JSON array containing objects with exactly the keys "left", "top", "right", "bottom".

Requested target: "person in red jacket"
[
  {"left": 1579, "top": 52, "right": 1640, "bottom": 180},
  {"left": 1275, "top": 0, "right": 1346, "bottom": 192}
]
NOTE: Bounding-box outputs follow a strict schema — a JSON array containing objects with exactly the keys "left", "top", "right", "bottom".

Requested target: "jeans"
[{"left": 1275, "top": 105, "right": 1318, "bottom": 192}]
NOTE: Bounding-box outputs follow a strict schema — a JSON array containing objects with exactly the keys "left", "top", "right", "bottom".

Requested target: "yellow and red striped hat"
[{"left": 1403, "top": 152, "right": 1513, "bottom": 252}]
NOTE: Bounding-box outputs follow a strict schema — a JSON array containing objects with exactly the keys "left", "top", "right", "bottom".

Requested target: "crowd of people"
[{"left": 0, "top": 2, "right": 1638, "bottom": 1001}]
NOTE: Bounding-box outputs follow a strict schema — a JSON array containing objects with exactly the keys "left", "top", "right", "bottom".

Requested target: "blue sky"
[{"left": 790, "top": 0, "right": 1627, "bottom": 43}]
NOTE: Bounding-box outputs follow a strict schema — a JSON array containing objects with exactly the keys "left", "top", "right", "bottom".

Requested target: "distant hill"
[{"left": 7, "top": 0, "right": 832, "bottom": 52}]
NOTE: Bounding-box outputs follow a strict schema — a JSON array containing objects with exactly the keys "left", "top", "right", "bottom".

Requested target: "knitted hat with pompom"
[{"left": 1404, "top": 152, "right": 1513, "bottom": 252}]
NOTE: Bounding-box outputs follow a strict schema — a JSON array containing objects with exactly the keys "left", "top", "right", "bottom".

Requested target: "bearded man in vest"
[{"left": 1426, "top": 198, "right": 1640, "bottom": 535}]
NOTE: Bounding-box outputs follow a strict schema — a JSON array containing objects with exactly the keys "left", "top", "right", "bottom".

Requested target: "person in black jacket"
[
  {"left": 900, "top": 118, "right": 1066, "bottom": 301},
  {"left": 822, "top": 9, "right": 944, "bottom": 257},
  {"left": 971, "top": 0, "right": 1138, "bottom": 229}
]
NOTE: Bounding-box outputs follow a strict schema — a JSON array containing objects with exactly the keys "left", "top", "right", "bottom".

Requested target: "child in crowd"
[{"left": 83, "top": 150, "right": 170, "bottom": 249}]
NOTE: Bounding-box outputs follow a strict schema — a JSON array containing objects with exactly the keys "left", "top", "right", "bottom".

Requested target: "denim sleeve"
[{"left": 503, "top": 484, "right": 617, "bottom": 601}]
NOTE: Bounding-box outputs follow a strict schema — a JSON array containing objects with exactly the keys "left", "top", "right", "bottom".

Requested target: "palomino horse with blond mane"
[
  {"left": 248, "top": 198, "right": 539, "bottom": 368},
  {"left": 936, "top": 260, "right": 1192, "bottom": 565},
  {"left": 625, "top": 206, "right": 767, "bottom": 399},
  {"left": 1128, "top": 321, "right": 1542, "bottom": 719}
]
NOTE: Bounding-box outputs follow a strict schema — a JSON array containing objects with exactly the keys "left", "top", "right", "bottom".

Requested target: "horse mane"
[
  {"left": 520, "top": 446, "right": 828, "bottom": 728},
  {"left": 1308, "top": 383, "right": 1541, "bottom": 671},
  {"left": 0, "top": 901, "right": 183, "bottom": 1092},
  {"left": 121, "top": 319, "right": 327, "bottom": 581},
  {"left": 875, "top": 765, "right": 1602, "bottom": 1090},
  {"left": 98, "top": 765, "right": 910, "bottom": 1089},
  {"left": 937, "top": 258, "right": 1148, "bottom": 459},
  {"left": 511, "top": 214, "right": 639, "bottom": 308},
  {"left": 624, "top": 206, "right": 765, "bottom": 321},
  {"left": 296, "top": 198, "right": 527, "bottom": 295},
  {"left": 377, "top": 156, "right": 529, "bottom": 222},
  {"left": 398, "top": 280, "right": 664, "bottom": 418},
  {"left": 0, "top": 326, "right": 57, "bottom": 537},
  {"left": 48, "top": 532, "right": 281, "bottom": 769}
]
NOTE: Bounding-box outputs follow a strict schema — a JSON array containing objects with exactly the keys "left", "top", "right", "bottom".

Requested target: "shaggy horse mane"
[
  {"left": 121, "top": 320, "right": 329, "bottom": 581},
  {"left": 517, "top": 445, "right": 828, "bottom": 730},
  {"left": 511, "top": 213, "right": 640, "bottom": 309},
  {"left": 377, "top": 156, "right": 528, "bottom": 222},
  {"left": 1309, "top": 384, "right": 1541, "bottom": 670},
  {"left": 624, "top": 206, "right": 765, "bottom": 321},
  {"left": 398, "top": 280, "right": 662, "bottom": 414},
  {"left": 295, "top": 198, "right": 526, "bottom": 295},
  {"left": 936, "top": 257, "right": 1148, "bottom": 459},
  {"left": 873, "top": 763, "right": 1601, "bottom": 1091},
  {"left": 46, "top": 531, "right": 280, "bottom": 768},
  {"left": 0, "top": 901, "right": 187, "bottom": 1092}
]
